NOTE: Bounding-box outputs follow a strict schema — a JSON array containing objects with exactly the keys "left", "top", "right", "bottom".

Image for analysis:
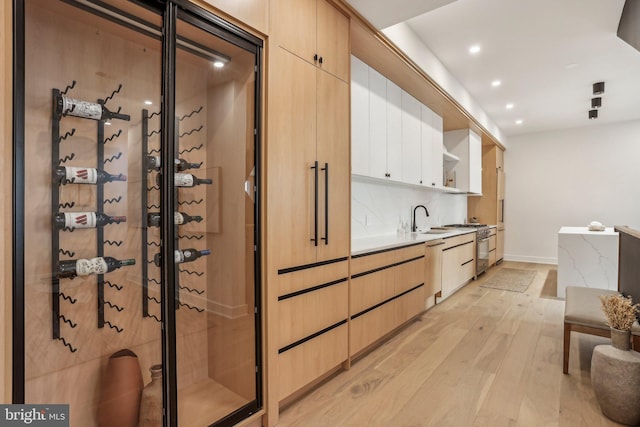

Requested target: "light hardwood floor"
[{"left": 277, "top": 261, "right": 625, "bottom": 426}]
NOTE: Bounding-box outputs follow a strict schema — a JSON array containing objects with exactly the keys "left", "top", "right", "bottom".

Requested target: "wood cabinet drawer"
[
  {"left": 488, "top": 234, "right": 496, "bottom": 251},
  {"left": 443, "top": 233, "right": 475, "bottom": 249},
  {"left": 394, "top": 243, "right": 426, "bottom": 262},
  {"left": 278, "top": 259, "right": 348, "bottom": 297},
  {"left": 350, "top": 250, "right": 395, "bottom": 276},
  {"left": 350, "top": 267, "right": 395, "bottom": 316},
  {"left": 350, "top": 285, "right": 424, "bottom": 356},
  {"left": 394, "top": 256, "right": 425, "bottom": 294},
  {"left": 278, "top": 282, "right": 348, "bottom": 348},
  {"left": 278, "top": 323, "right": 348, "bottom": 400}
]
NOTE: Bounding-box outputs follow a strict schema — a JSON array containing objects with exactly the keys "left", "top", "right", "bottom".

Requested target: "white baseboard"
[{"left": 503, "top": 254, "right": 557, "bottom": 265}]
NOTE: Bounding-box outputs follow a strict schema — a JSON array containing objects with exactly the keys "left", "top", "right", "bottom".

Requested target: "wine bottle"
[
  {"left": 174, "top": 173, "right": 212, "bottom": 187},
  {"left": 153, "top": 248, "right": 211, "bottom": 267},
  {"left": 146, "top": 156, "right": 201, "bottom": 172},
  {"left": 55, "top": 212, "right": 126, "bottom": 229},
  {"left": 56, "top": 166, "right": 126, "bottom": 184},
  {"left": 147, "top": 212, "right": 203, "bottom": 227},
  {"left": 155, "top": 173, "right": 212, "bottom": 188},
  {"left": 58, "top": 95, "right": 130, "bottom": 121},
  {"left": 57, "top": 256, "right": 136, "bottom": 279}
]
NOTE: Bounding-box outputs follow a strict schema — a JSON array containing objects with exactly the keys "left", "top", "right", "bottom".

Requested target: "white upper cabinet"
[
  {"left": 351, "top": 55, "right": 369, "bottom": 176},
  {"left": 431, "top": 112, "right": 444, "bottom": 187},
  {"left": 421, "top": 104, "right": 444, "bottom": 188},
  {"left": 369, "top": 66, "right": 388, "bottom": 180},
  {"left": 386, "top": 80, "right": 402, "bottom": 182},
  {"left": 401, "top": 91, "right": 422, "bottom": 185},
  {"left": 443, "top": 128, "right": 482, "bottom": 194},
  {"left": 350, "top": 55, "right": 446, "bottom": 188}
]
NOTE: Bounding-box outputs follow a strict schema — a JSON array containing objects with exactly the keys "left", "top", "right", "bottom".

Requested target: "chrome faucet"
[{"left": 412, "top": 205, "right": 430, "bottom": 232}]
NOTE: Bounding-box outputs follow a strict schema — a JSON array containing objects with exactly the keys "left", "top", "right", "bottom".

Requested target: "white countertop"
[
  {"left": 351, "top": 229, "right": 477, "bottom": 256},
  {"left": 558, "top": 226, "right": 618, "bottom": 236}
]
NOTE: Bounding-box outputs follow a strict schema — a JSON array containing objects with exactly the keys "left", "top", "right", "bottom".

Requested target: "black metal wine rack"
[
  {"left": 141, "top": 106, "right": 207, "bottom": 319},
  {"left": 51, "top": 81, "right": 130, "bottom": 352}
]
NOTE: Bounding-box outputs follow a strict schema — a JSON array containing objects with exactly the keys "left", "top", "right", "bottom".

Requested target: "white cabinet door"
[
  {"left": 401, "top": 91, "right": 421, "bottom": 185},
  {"left": 420, "top": 104, "right": 433, "bottom": 187},
  {"left": 351, "top": 55, "right": 369, "bottom": 176},
  {"left": 431, "top": 113, "right": 444, "bottom": 188},
  {"left": 468, "top": 129, "right": 482, "bottom": 194},
  {"left": 369, "top": 66, "right": 387, "bottom": 180},
  {"left": 386, "top": 80, "right": 402, "bottom": 182}
]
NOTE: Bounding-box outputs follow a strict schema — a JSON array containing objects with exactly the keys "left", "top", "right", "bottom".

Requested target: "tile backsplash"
[{"left": 352, "top": 176, "right": 468, "bottom": 239}]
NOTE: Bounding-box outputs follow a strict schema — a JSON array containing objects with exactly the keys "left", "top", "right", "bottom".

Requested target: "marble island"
[{"left": 557, "top": 226, "right": 619, "bottom": 299}]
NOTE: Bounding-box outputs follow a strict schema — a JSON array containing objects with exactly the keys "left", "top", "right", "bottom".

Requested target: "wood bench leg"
[{"left": 563, "top": 322, "right": 571, "bottom": 374}]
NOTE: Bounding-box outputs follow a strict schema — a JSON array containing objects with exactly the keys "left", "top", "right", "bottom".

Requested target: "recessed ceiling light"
[
  {"left": 589, "top": 109, "right": 598, "bottom": 120},
  {"left": 469, "top": 45, "right": 481, "bottom": 54},
  {"left": 491, "top": 80, "right": 501, "bottom": 87},
  {"left": 213, "top": 61, "right": 225, "bottom": 68},
  {"left": 144, "top": 100, "right": 153, "bottom": 105},
  {"left": 506, "top": 103, "right": 514, "bottom": 109},
  {"left": 515, "top": 119, "right": 523, "bottom": 125}
]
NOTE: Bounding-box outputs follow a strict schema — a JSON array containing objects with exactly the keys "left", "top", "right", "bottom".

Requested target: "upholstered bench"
[{"left": 563, "top": 286, "right": 640, "bottom": 374}]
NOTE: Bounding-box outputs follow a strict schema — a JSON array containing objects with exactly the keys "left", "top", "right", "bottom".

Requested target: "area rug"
[
  {"left": 539, "top": 269, "right": 560, "bottom": 299},
  {"left": 480, "top": 268, "right": 537, "bottom": 293}
]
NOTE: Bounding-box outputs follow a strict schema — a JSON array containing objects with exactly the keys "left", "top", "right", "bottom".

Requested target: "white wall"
[
  {"left": 505, "top": 119, "right": 640, "bottom": 264},
  {"left": 382, "top": 23, "right": 508, "bottom": 148},
  {"left": 352, "top": 177, "right": 468, "bottom": 239}
]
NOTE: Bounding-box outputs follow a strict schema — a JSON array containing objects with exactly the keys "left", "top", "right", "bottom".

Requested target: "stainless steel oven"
[{"left": 475, "top": 227, "right": 490, "bottom": 276}]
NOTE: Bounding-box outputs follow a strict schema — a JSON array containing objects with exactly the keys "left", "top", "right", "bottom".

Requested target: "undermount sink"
[{"left": 420, "top": 229, "right": 452, "bottom": 234}]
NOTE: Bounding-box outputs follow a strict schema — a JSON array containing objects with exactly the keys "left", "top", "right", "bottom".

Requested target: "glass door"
[
  {"left": 21, "top": 0, "right": 164, "bottom": 426},
  {"left": 170, "top": 7, "right": 262, "bottom": 426},
  {"left": 17, "top": 0, "right": 262, "bottom": 426}
]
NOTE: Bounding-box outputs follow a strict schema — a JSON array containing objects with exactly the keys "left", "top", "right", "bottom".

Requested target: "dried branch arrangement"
[{"left": 600, "top": 294, "right": 640, "bottom": 331}]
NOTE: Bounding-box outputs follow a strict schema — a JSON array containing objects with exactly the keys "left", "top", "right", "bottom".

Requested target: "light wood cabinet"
[
  {"left": 488, "top": 229, "right": 497, "bottom": 267},
  {"left": 272, "top": 0, "right": 349, "bottom": 82},
  {"left": 467, "top": 145, "right": 506, "bottom": 264},
  {"left": 350, "top": 244, "right": 426, "bottom": 356},
  {"left": 276, "top": 260, "right": 349, "bottom": 400},
  {"left": 497, "top": 227, "right": 505, "bottom": 262},
  {"left": 268, "top": 47, "right": 349, "bottom": 268},
  {"left": 426, "top": 239, "right": 445, "bottom": 300},
  {"left": 441, "top": 233, "right": 476, "bottom": 299},
  {"left": 267, "top": 3, "right": 350, "bottom": 411},
  {"left": 443, "top": 129, "right": 482, "bottom": 194}
]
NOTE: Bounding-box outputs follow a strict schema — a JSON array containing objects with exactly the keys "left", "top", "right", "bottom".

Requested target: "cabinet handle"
[
  {"left": 461, "top": 259, "right": 474, "bottom": 266},
  {"left": 500, "top": 199, "right": 505, "bottom": 222},
  {"left": 319, "top": 56, "right": 323, "bottom": 64},
  {"left": 427, "top": 242, "right": 446, "bottom": 247},
  {"left": 313, "top": 54, "right": 318, "bottom": 63},
  {"left": 321, "top": 162, "right": 328, "bottom": 245},
  {"left": 311, "top": 161, "right": 318, "bottom": 246}
]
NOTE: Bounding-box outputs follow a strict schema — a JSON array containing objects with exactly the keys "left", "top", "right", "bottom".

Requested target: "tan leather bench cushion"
[{"left": 565, "top": 286, "right": 640, "bottom": 334}]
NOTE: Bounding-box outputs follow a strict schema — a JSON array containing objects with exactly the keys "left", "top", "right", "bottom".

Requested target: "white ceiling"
[{"left": 346, "top": 0, "right": 640, "bottom": 137}]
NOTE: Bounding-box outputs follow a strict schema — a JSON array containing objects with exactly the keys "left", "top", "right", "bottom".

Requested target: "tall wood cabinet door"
[
  {"left": 271, "top": 0, "right": 317, "bottom": 65},
  {"left": 369, "top": 66, "right": 387, "bottom": 180},
  {"left": 386, "top": 80, "right": 402, "bottom": 181},
  {"left": 269, "top": 49, "right": 318, "bottom": 268},
  {"left": 317, "top": 70, "right": 350, "bottom": 261},
  {"left": 426, "top": 240, "right": 445, "bottom": 297},
  {"left": 496, "top": 228, "right": 505, "bottom": 261},
  {"left": 316, "top": 0, "right": 350, "bottom": 82},
  {"left": 351, "top": 55, "right": 369, "bottom": 176}
]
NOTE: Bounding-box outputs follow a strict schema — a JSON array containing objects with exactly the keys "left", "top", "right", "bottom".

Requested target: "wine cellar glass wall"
[{"left": 19, "top": 1, "right": 262, "bottom": 426}]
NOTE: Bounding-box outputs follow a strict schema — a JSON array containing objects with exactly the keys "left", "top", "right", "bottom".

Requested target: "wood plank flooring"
[{"left": 277, "top": 261, "right": 625, "bottom": 426}]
